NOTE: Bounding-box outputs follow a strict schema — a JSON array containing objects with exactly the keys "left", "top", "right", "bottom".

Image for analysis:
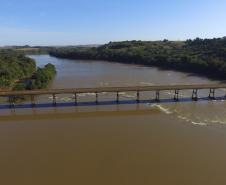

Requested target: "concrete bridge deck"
[
  {"left": 0, "top": 84, "right": 226, "bottom": 108},
  {"left": 0, "top": 84, "right": 226, "bottom": 96}
]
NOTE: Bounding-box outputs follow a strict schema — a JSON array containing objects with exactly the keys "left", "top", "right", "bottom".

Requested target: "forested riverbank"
[
  {"left": 0, "top": 50, "right": 56, "bottom": 90},
  {"left": 49, "top": 37, "right": 226, "bottom": 79}
]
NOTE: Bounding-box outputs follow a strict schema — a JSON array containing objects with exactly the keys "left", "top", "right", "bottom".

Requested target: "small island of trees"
[{"left": 0, "top": 50, "right": 56, "bottom": 91}]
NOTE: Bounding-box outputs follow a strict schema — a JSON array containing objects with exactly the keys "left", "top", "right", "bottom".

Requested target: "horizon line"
[{"left": 1, "top": 36, "right": 226, "bottom": 47}]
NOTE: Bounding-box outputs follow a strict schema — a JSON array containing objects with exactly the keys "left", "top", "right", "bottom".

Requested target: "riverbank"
[{"left": 49, "top": 37, "right": 226, "bottom": 80}]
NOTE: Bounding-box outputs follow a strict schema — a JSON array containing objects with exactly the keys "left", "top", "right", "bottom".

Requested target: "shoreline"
[{"left": 50, "top": 54, "right": 226, "bottom": 82}]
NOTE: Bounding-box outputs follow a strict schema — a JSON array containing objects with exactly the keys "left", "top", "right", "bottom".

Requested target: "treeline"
[
  {"left": 0, "top": 50, "right": 56, "bottom": 90},
  {"left": 1, "top": 45, "right": 54, "bottom": 55},
  {"left": 49, "top": 37, "right": 226, "bottom": 79}
]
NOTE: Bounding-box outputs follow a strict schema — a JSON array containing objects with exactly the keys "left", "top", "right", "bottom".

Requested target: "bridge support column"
[
  {"left": 192, "top": 89, "right": 198, "bottom": 101},
  {"left": 8, "top": 96, "right": 15, "bottom": 109},
  {"left": 136, "top": 91, "right": 140, "bottom": 103},
  {"left": 174, "top": 90, "right": 179, "bottom": 101},
  {"left": 116, "top": 92, "right": 119, "bottom": 103},
  {"left": 53, "top": 94, "right": 57, "bottom": 106},
  {"left": 155, "top": 91, "right": 160, "bottom": 102},
  {"left": 31, "top": 95, "right": 36, "bottom": 107},
  {"left": 74, "top": 93, "right": 77, "bottom": 105},
  {"left": 209, "top": 89, "right": 215, "bottom": 100},
  {"left": 96, "top": 92, "right": 98, "bottom": 104}
]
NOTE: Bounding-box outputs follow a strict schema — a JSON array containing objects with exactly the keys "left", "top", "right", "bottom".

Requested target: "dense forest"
[
  {"left": 50, "top": 37, "right": 226, "bottom": 79},
  {"left": 0, "top": 50, "right": 36, "bottom": 89},
  {"left": 0, "top": 50, "right": 56, "bottom": 90}
]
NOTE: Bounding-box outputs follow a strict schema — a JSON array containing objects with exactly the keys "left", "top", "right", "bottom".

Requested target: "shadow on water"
[{"left": 0, "top": 96, "right": 225, "bottom": 110}]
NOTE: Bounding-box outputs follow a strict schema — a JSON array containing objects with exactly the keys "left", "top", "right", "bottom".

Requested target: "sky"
[{"left": 0, "top": 0, "right": 226, "bottom": 46}]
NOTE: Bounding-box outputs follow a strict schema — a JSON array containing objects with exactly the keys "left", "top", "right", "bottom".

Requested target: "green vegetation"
[
  {"left": 29, "top": 63, "right": 56, "bottom": 89},
  {"left": 0, "top": 50, "right": 56, "bottom": 90},
  {"left": 50, "top": 37, "right": 226, "bottom": 79},
  {"left": 12, "top": 63, "right": 56, "bottom": 90},
  {"left": 0, "top": 45, "right": 53, "bottom": 55},
  {"left": 0, "top": 50, "right": 36, "bottom": 88}
]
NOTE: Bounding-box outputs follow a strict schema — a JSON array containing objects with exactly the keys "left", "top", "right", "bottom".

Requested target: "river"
[{"left": 1, "top": 55, "right": 226, "bottom": 184}]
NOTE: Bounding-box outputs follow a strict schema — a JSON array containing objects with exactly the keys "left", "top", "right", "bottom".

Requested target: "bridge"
[{"left": 0, "top": 84, "right": 226, "bottom": 108}]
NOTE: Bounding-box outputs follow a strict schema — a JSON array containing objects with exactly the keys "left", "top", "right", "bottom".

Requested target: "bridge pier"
[
  {"left": 96, "top": 92, "right": 98, "bottom": 104},
  {"left": 74, "top": 93, "right": 77, "bottom": 105},
  {"left": 8, "top": 96, "right": 15, "bottom": 109},
  {"left": 155, "top": 91, "right": 160, "bottom": 102},
  {"left": 31, "top": 95, "right": 36, "bottom": 107},
  {"left": 116, "top": 92, "right": 119, "bottom": 103},
  {"left": 209, "top": 89, "right": 215, "bottom": 100},
  {"left": 136, "top": 91, "right": 140, "bottom": 103},
  {"left": 192, "top": 89, "right": 198, "bottom": 101},
  {"left": 53, "top": 94, "right": 57, "bottom": 106},
  {"left": 174, "top": 90, "right": 179, "bottom": 101}
]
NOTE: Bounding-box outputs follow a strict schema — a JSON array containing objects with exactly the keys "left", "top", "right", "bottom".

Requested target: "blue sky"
[{"left": 0, "top": 0, "right": 226, "bottom": 46}]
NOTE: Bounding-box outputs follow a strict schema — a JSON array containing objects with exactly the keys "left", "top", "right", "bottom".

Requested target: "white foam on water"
[
  {"left": 86, "top": 93, "right": 97, "bottom": 96},
  {"left": 165, "top": 92, "right": 189, "bottom": 98},
  {"left": 118, "top": 92, "right": 136, "bottom": 99},
  {"left": 177, "top": 114, "right": 226, "bottom": 126},
  {"left": 77, "top": 93, "right": 96, "bottom": 97},
  {"left": 146, "top": 100, "right": 225, "bottom": 126},
  {"left": 211, "top": 120, "right": 226, "bottom": 124},
  {"left": 60, "top": 97, "right": 72, "bottom": 102},
  {"left": 177, "top": 115, "right": 190, "bottom": 122},
  {"left": 123, "top": 94, "right": 136, "bottom": 98},
  {"left": 166, "top": 92, "right": 173, "bottom": 95},
  {"left": 176, "top": 114, "right": 208, "bottom": 126},
  {"left": 77, "top": 94, "right": 86, "bottom": 97},
  {"left": 179, "top": 93, "right": 190, "bottom": 98},
  {"left": 212, "top": 120, "right": 219, "bottom": 123},
  {"left": 149, "top": 104, "right": 173, "bottom": 115},
  {"left": 218, "top": 121, "right": 226, "bottom": 124},
  {"left": 48, "top": 96, "right": 59, "bottom": 100},
  {"left": 119, "top": 92, "right": 126, "bottom": 95},
  {"left": 100, "top": 92, "right": 108, "bottom": 95},
  {"left": 145, "top": 101, "right": 226, "bottom": 126},
  {"left": 191, "top": 121, "right": 208, "bottom": 126}
]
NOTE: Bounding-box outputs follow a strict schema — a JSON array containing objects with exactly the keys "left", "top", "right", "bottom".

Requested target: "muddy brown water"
[{"left": 1, "top": 55, "right": 226, "bottom": 185}]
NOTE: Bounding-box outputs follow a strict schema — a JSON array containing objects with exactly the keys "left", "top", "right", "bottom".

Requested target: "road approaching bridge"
[{"left": 0, "top": 84, "right": 226, "bottom": 108}]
